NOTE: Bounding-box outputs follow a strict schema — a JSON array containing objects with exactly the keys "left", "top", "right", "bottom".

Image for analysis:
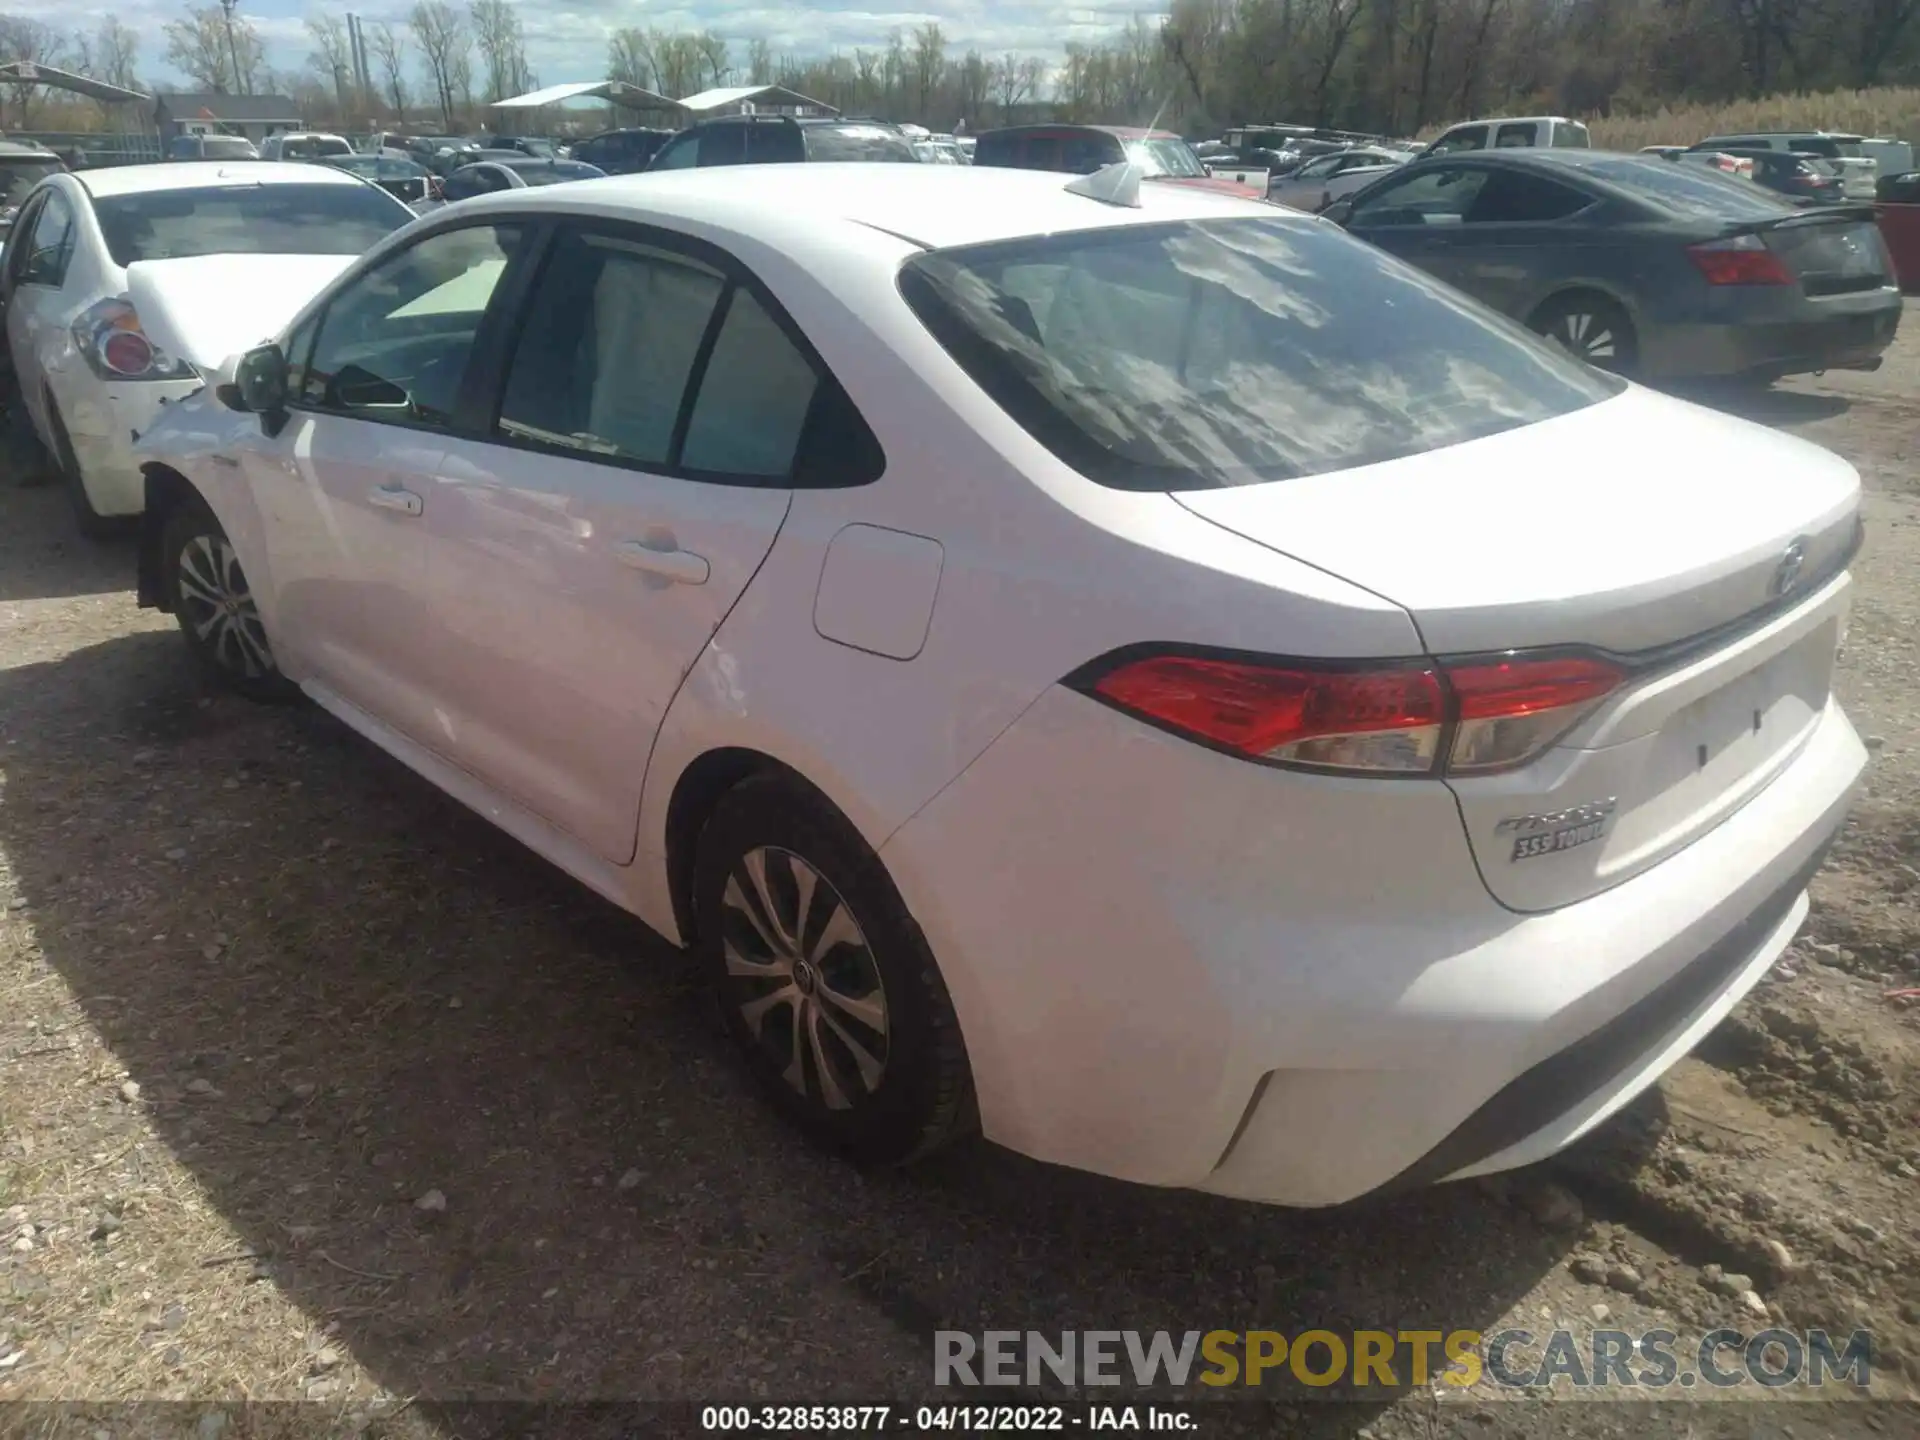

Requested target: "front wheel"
[
  {"left": 693, "top": 774, "right": 975, "bottom": 1166},
  {"left": 161, "top": 499, "right": 297, "bottom": 702},
  {"left": 1529, "top": 294, "right": 1639, "bottom": 376}
]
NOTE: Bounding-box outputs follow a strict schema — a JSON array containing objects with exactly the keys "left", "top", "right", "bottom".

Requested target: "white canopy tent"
[
  {"left": 674, "top": 84, "right": 838, "bottom": 117},
  {"left": 490, "top": 79, "right": 678, "bottom": 113}
]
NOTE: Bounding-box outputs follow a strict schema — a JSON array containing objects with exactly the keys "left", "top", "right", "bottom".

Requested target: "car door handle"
[
  {"left": 368, "top": 485, "right": 423, "bottom": 516},
  {"left": 613, "top": 539, "right": 710, "bottom": 585}
]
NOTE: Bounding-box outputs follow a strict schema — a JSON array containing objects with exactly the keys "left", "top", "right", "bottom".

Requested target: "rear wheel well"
[
  {"left": 136, "top": 463, "right": 204, "bottom": 610},
  {"left": 1528, "top": 285, "right": 1634, "bottom": 329}
]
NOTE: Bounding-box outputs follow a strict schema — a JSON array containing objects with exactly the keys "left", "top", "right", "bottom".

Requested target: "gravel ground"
[{"left": 2, "top": 315, "right": 1919, "bottom": 1437}]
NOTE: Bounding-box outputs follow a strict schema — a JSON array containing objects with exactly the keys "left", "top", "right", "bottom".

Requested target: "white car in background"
[
  {"left": 259, "top": 132, "right": 355, "bottom": 162},
  {"left": 1266, "top": 146, "right": 1408, "bottom": 210},
  {"left": 131, "top": 164, "right": 1864, "bottom": 1206},
  {"left": 0, "top": 161, "right": 413, "bottom": 535}
]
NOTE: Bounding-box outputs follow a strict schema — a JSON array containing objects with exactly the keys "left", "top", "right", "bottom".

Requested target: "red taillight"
[
  {"left": 1078, "top": 651, "right": 1625, "bottom": 776},
  {"left": 1446, "top": 655, "right": 1625, "bottom": 773},
  {"left": 102, "top": 329, "right": 155, "bottom": 376},
  {"left": 1688, "top": 235, "right": 1794, "bottom": 285}
]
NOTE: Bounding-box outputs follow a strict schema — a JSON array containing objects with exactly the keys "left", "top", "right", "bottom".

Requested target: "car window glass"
[
  {"left": 1552, "top": 121, "right": 1591, "bottom": 148},
  {"left": 697, "top": 126, "right": 748, "bottom": 167},
  {"left": 1430, "top": 126, "right": 1487, "bottom": 154},
  {"left": 652, "top": 134, "right": 697, "bottom": 169},
  {"left": 750, "top": 125, "right": 805, "bottom": 164},
  {"left": 301, "top": 223, "right": 522, "bottom": 426},
  {"left": 3, "top": 193, "right": 45, "bottom": 283},
  {"left": 901, "top": 217, "right": 1618, "bottom": 492},
  {"left": 21, "top": 190, "right": 74, "bottom": 285},
  {"left": 1495, "top": 124, "right": 1537, "bottom": 148},
  {"left": 1586, "top": 157, "right": 1792, "bottom": 218},
  {"left": 680, "top": 288, "right": 819, "bottom": 478},
  {"left": 1025, "top": 136, "right": 1061, "bottom": 169},
  {"left": 92, "top": 184, "right": 408, "bottom": 265},
  {"left": 1348, "top": 166, "right": 1487, "bottom": 225},
  {"left": 1464, "top": 170, "right": 1589, "bottom": 222},
  {"left": 1059, "top": 135, "right": 1114, "bottom": 174},
  {"left": 1298, "top": 156, "right": 1340, "bottom": 179},
  {"left": 803, "top": 124, "right": 918, "bottom": 163},
  {"left": 496, "top": 229, "right": 725, "bottom": 466}
]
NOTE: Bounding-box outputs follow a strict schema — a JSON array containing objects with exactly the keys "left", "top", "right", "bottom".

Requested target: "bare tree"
[
  {"left": 909, "top": 22, "right": 946, "bottom": 115},
  {"left": 607, "top": 28, "right": 654, "bottom": 89},
  {"left": 747, "top": 36, "right": 775, "bottom": 84},
  {"left": 306, "top": 15, "right": 354, "bottom": 118},
  {"left": 163, "top": 5, "right": 263, "bottom": 95},
  {"left": 97, "top": 18, "right": 141, "bottom": 92},
  {"left": 409, "top": 0, "right": 469, "bottom": 129},
  {"left": 0, "top": 17, "right": 65, "bottom": 126},
  {"left": 695, "top": 29, "right": 729, "bottom": 87},
  {"left": 369, "top": 22, "right": 409, "bottom": 117},
  {"left": 469, "top": 0, "right": 529, "bottom": 102}
]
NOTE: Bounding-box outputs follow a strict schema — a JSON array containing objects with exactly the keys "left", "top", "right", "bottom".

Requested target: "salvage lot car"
[
  {"left": 1327, "top": 149, "right": 1902, "bottom": 381},
  {"left": 0, "top": 161, "right": 415, "bottom": 535},
  {"left": 130, "top": 164, "right": 1866, "bottom": 1206}
]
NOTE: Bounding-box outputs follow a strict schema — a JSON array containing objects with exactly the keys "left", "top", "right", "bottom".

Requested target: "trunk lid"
[
  {"left": 125, "top": 253, "right": 357, "bottom": 373},
  {"left": 1749, "top": 205, "right": 1894, "bottom": 294},
  {"left": 1173, "top": 385, "right": 1861, "bottom": 911}
]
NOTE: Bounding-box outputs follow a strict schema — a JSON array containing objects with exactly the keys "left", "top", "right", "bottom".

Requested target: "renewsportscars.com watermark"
[{"left": 934, "top": 1328, "right": 1874, "bottom": 1393}]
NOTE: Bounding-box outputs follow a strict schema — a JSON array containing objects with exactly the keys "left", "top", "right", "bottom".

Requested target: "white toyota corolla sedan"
[
  {"left": 130, "top": 163, "right": 1866, "bottom": 1207},
  {"left": 1, "top": 161, "right": 413, "bottom": 535}
]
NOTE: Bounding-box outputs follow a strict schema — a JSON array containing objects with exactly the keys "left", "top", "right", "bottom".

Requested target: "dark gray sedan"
[{"left": 1326, "top": 149, "right": 1901, "bottom": 382}]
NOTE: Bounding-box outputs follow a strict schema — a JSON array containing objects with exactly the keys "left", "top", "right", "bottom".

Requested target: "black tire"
[
  {"left": 160, "top": 496, "right": 298, "bottom": 703},
  {"left": 693, "top": 773, "right": 975, "bottom": 1165},
  {"left": 1, "top": 397, "right": 56, "bottom": 488},
  {"left": 44, "top": 396, "right": 115, "bottom": 538},
  {"left": 1529, "top": 293, "right": 1639, "bottom": 376}
]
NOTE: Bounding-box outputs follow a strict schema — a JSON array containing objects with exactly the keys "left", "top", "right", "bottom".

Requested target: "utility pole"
[{"left": 218, "top": 0, "right": 246, "bottom": 96}]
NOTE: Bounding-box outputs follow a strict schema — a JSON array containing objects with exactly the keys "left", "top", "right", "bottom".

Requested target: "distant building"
[{"left": 152, "top": 92, "right": 303, "bottom": 142}]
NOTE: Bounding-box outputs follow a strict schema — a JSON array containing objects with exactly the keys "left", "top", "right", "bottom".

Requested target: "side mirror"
[
  {"left": 1321, "top": 198, "right": 1355, "bottom": 226},
  {"left": 233, "top": 343, "right": 290, "bottom": 436}
]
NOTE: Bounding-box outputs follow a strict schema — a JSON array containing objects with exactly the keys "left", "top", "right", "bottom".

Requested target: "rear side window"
[
  {"left": 680, "top": 289, "right": 819, "bottom": 476},
  {"left": 973, "top": 133, "right": 1019, "bottom": 166},
  {"left": 802, "top": 124, "right": 917, "bottom": 163},
  {"left": 899, "top": 218, "right": 1619, "bottom": 492},
  {"left": 697, "top": 126, "right": 748, "bottom": 166},
  {"left": 1059, "top": 134, "right": 1117, "bottom": 173},
  {"left": 1494, "top": 123, "right": 1537, "bottom": 148},
  {"left": 1430, "top": 125, "right": 1488, "bottom": 154},
  {"left": 751, "top": 125, "right": 806, "bottom": 164},
  {"left": 1551, "top": 121, "right": 1591, "bottom": 148},
  {"left": 1465, "top": 169, "right": 1590, "bottom": 222},
  {"left": 1791, "top": 137, "right": 1840, "bottom": 159}
]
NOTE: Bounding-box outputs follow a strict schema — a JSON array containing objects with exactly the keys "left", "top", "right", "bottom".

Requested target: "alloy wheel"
[
  {"left": 719, "top": 846, "right": 890, "bottom": 1112},
  {"left": 175, "top": 533, "right": 275, "bottom": 678},
  {"left": 1548, "top": 309, "right": 1619, "bottom": 363}
]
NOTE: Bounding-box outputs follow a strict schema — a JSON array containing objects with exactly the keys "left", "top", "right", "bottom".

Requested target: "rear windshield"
[
  {"left": 1584, "top": 156, "right": 1794, "bottom": 218},
  {"left": 802, "top": 124, "right": 918, "bottom": 163},
  {"left": 279, "top": 136, "right": 353, "bottom": 159},
  {"left": 900, "top": 218, "right": 1619, "bottom": 491},
  {"left": 504, "top": 160, "right": 605, "bottom": 185},
  {"left": 91, "top": 182, "right": 412, "bottom": 266},
  {"left": 1125, "top": 137, "right": 1206, "bottom": 178},
  {"left": 1, "top": 158, "right": 62, "bottom": 207}
]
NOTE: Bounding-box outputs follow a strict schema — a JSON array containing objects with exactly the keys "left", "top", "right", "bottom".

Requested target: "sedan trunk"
[{"left": 1173, "top": 385, "right": 1861, "bottom": 911}]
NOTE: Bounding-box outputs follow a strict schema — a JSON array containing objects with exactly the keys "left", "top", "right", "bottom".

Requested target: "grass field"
[{"left": 1584, "top": 87, "right": 1920, "bottom": 149}]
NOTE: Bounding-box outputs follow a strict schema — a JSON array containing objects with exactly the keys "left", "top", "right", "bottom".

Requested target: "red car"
[{"left": 971, "top": 125, "right": 1266, "bottom": 200}]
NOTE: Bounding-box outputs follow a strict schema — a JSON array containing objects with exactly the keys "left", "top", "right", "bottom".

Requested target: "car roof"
[
  {"left": 450, "top": 161, "right": 1276, "bottom": 250},
  {"left": 76, "top": 160, "right": 368, "bottom": 198}
]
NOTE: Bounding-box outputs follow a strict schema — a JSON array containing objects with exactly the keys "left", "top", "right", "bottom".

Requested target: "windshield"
[
  {"left": 802, "top": 124, "right": 918, "bottom": 163},
  {"left": 91, "top": 183, "right": 413, "bottom": 266},
  {"left": 505, "top": 160, "right": 605, "bottom": 185},
  {"left": 1, "top": 159, "right": 61, "bottom": 208},
  {"left": 1584, "top": 157, "right": 1794, "bottom": 218},
  {"left": 900, "top": 218, "right": 1618, "bottom": 492},
  {"left": 1124, "top": 137, "right": 1206, "bottom": 178}
]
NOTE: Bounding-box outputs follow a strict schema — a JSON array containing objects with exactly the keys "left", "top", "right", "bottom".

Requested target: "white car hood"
[{"left": 126, "top": 254, "right": 357, "bottom": 372}]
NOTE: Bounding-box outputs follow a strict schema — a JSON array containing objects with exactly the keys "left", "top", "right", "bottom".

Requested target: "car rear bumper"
[
  {"left": 882, "top": 685, "right": 1864, "bottom": 1206},
  {"left": 1643, "top": 287, "right": 1902, "bottom": 379},
  {"left": 54, "top": 374, "right": 206, "bottom": 516}
]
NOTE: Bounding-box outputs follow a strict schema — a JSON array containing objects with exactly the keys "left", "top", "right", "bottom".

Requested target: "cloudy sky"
[{"left": 16, "top": 0, "right": 1152, "bottom": 89}]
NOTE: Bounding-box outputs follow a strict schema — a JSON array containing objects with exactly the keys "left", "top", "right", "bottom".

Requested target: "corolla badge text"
[{"left": 1497, "top": 798, "right": 1618, "bottom": 863}]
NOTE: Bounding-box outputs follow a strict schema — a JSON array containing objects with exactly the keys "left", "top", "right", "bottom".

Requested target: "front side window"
[
  {"left": 300, "top": 223, "right": 523, "bottom": 426},
  {"left": 1494, "top": 123, "right": 1538, "bottom": 148},
  {"left": 1348, "top": 166, "right": 1488, "bottom": 225},
  {"left": 651, "top": 134, "right": 699, "bottom": 170},
  {"left": 1463, "top": 170, "right": 1592, "bottom": 223},
  {"left": 1552, "top": 121, "right": 1592, "bottom": 148},
  {"left": 1, "top": 159, "right": 63, "bottom": 209},
  {"left": 900, "top": 217, "right": 1619, "bottom": 492},
  {"left": 91, "top": 183, "right": 410, "bottom": 266},
  {"left": 20, "top": 190, "right": 74, "bottom": 286},
  {"left": 497, "top": 231, "right": 726, "bottom": 465},
  {"left": 1126, "top": 137, "right": 1206, "bottom": 178}
]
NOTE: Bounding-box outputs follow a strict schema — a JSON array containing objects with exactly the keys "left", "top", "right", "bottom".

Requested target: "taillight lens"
[
  {"left": 1076, "top": 651, "right": 1624, "bottom": 777},
  {"left": 1688, "top": 234, "right": 1794, "bottom": 285},
  {"left": 1446, "top": 655, "right": 1625, "bottom": 772},
  {"left": 72, "top": 298, "right": 196, "bottom": 382}
]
